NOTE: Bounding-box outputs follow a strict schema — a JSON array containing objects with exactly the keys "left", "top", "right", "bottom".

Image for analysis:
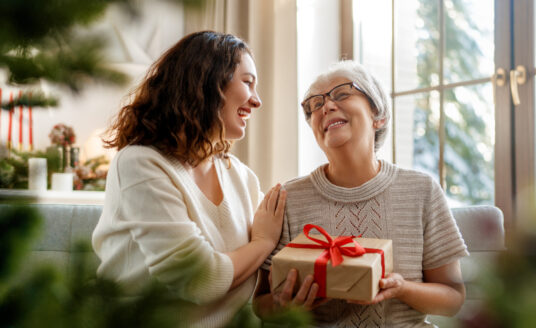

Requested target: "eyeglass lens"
[{"left": 305, "top": 83, "right": 354, "bottom": 114}]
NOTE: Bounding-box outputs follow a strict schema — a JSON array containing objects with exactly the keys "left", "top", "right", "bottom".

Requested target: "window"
[
  {"left": 353, "top": 0, "right": 495, "bottom": 207},
  {"left": 298, "top": 0, "right": 535, "bottom": 227}
]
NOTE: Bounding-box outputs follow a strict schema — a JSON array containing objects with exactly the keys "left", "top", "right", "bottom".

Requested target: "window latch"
[{"left": 509, "top": 65, "right": 526, "bottom": 106}]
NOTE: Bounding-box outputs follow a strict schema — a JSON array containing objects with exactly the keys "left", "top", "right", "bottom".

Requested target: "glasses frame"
[{"left": 301, "top": 82, "right": 369, "bottom": 116}]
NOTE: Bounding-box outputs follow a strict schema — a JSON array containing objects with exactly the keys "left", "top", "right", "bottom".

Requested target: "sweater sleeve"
[
  {"left": 116, "top": 153, "right": 234, "bottom": 304},
  {"left": 422, "top": 178, "right": 469, "bottom": 270}
]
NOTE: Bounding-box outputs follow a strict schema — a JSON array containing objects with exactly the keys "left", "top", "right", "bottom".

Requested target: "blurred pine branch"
[
  {"left": 0, "top": 0, "right": 133, "bottom": 93},
  {"left": 0, "top": 0, "right": 205, "bottom": 109},
  {"left": 0, "top": 90, "right": 58, "bottom": 110},
  {"left": 0, "top": 204, "right": 42, "bottom": 295}
]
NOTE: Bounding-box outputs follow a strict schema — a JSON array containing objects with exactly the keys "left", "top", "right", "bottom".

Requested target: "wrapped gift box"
[{"left": 271, "top": 227, "right": 393, "bottom": 302}]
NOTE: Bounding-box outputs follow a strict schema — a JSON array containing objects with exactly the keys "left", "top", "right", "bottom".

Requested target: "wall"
[{"left": 0, "top": 1, "right": 185, "bottom": 163}]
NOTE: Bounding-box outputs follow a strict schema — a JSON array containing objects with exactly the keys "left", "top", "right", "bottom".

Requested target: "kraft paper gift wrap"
[{"left": 271, "top": 225, "right": 394, "bottom": 302}]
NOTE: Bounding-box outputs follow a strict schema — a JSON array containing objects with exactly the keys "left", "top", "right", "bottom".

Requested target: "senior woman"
[{"left": 253, "top": 61, "right": 468, "bottom": 327}]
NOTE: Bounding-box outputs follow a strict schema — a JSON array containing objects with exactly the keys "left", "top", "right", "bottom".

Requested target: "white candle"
[
  {"left": 28, "top": 158, "right": 47, "bottom": 191},
  {"left": 51, "top": 172, "right": 74, "bottom": 191}
]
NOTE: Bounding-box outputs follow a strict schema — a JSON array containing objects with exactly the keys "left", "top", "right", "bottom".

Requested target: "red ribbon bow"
[{"left": 285, "top": 224, "right": 385, "bottom": 298}]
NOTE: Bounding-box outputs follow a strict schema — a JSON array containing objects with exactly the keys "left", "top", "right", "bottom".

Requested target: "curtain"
[{"left": 185, "top": 0, "right": 299, "bottom": 191}]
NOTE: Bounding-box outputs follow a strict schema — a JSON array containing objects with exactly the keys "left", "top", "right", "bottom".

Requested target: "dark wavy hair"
[{"left": 104, "top": 31, "right": 252, "bottom": 166}]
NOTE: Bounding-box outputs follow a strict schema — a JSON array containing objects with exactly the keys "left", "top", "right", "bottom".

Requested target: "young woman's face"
[
  {"left": 220, "top": 53, "right": 261, "bottom": 140},
  {"left": 308, "top": 76, "right": 379, "bottom": 153}
]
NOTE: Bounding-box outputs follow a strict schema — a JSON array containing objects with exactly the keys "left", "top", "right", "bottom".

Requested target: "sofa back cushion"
[
  {"left": 0, "top": 203, "right": 103, "bottom": 277},
  {"left": 2, "top": 203, "right": 506, "bottom": 303}
]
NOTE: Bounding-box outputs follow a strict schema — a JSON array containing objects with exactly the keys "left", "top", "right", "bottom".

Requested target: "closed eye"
[{"left": 332, "top": 91, "right": 351, "bottom": 101}]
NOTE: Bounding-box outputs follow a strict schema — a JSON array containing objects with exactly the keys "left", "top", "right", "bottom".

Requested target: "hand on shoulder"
[{"left": 251, "top": 183, "right": 287, "bottom": 250}]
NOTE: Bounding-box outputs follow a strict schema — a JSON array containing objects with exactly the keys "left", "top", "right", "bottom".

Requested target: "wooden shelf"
[{"left": 0, "top": 189, "right": 105, "bottom": 205}]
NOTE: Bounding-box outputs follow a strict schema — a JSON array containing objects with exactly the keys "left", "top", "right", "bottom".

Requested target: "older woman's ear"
[{"left": 374, "top": 118, "right": 387, "bottom": 130}]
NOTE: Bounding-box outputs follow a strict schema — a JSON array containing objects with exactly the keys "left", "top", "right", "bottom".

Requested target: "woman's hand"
[
  {"left": 253, "top": 268, "right": 328, "bottom": 318},
  {"left": 270, "top": 268, "right": 328, "bottom": 311},
  {"left": 226, "top": 184, "right": 286, "bottom": 290},
  {"left": 251, "top": 184, "right": 287, "bottom": 249},
  {"left": 271, "top": 269, "right": 318, "bottom": 309},
  {"left": 347, "top": 262, "right": 465, "bottom": 316},
  {"left": 347, "top": 273, "right": 405, "bottom": 305}
]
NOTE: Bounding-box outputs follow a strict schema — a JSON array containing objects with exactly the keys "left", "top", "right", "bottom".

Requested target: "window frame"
[{"left": 343, "top": 0, "right": 536, "bottom": 231}]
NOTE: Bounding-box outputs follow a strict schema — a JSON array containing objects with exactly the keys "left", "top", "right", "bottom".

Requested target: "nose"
[
  {"left": 250, "top": 90, "right": 262, "bottom": 108},
  {"left": 322, "top": 97, "right": 337, "bottom": 115}
]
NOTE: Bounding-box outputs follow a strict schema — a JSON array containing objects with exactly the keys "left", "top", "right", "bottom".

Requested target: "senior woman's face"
[{"left": 308, "top": 77, "right": 377, "bottom": 152}]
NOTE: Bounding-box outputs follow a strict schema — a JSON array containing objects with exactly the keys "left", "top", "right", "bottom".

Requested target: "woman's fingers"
[
  {"left": 266, "top": 184, "right": 281, "bottom": 213},
  {"left": 379, "top": 275, "right": 402, "bottom": 289},
  {"left": 303, "top": 282, "right": 319, "bottom": 309},
  {"left": 380, "top": 278, "right": 393, "bottom": 289},
  {"left": 272, "top": 269, "right": 325, "bottom": 311},
  {"left": 261, "top": 187, "right": 273, "bottom": 211},
  {"left": 275, "top": 189, "right": 286, "bottom": 218},
  {"left": 259, "top": 183, "right": 285, "bottom": 215},
  {"left": 292, "top": 274, "right": 314, "bottom": 305},
  {"left": 279, "top": 268, "right": 297, "bottom": 306}
]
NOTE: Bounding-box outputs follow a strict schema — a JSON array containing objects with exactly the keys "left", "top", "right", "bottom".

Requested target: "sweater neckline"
[
  {"left": 169, "top": 156, "right": 227, "bottom": 211},
  {"left": 310, "top": 159, "right": 397, "bottom": 203}
]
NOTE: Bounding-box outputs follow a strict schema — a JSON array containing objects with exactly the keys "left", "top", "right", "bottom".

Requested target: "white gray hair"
[{"left": 303, "top": 60, "right": 391, "bottom": 152}]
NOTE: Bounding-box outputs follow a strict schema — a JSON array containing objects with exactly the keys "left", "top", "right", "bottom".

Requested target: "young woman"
[
  {"left": 254, "top": 61, "right": 468, "bottom": 327},
  {"left": 92, "top": 31, "right": 286, "bottom": 328}
]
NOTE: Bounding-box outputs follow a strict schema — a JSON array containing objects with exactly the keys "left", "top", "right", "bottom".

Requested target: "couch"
[
  {"left": 428, "top": 205, "right": 505, "bottom": 327},
  {"left": 4, "top": 203, "right": 505, "bottom": 326},
  {"left": 10, "top": 204, "right": 103, "bottom": 277}
]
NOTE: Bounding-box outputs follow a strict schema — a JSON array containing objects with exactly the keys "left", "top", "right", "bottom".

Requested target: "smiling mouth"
[
  {"left": 238, "top": 108, "right": 250, "bottom": 119},
  {"left": 324, "top": 120, "right": 347, "bottom": 132}
]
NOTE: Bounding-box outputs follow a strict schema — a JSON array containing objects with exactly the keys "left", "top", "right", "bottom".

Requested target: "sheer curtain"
[{"left": 185, "top": 0, "right": 299, "bottom": 191}]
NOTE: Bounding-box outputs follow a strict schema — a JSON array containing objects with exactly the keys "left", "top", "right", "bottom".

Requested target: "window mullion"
[
  {"left": 439, "top": 0, "right": 446, "bottom": 189},
  {"left": 391, "top": 0, "right": 396, "bottom": 163}
]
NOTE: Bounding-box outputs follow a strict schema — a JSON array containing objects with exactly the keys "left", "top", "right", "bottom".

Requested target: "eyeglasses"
[{"left": 301, "top": 82, "right": 368, "bottom": 117}]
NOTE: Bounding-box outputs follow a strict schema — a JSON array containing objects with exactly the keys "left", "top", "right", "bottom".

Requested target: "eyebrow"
[{"left": 242, "top": 72, "right": 257, "bottom": 81}]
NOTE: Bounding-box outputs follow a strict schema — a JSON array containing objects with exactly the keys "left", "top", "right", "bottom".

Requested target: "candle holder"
[
  {"left": 51, "top": 172, "right": 73, "bottom": 191},
  {"left": 46, "top": 146, "right": 64, "bottom": 173},
  {"left": 63, "top": 145, "right": 72, "bottom": 172},
  {"left": 70, "top": 147, "right": 80, "bottom": 168},
  {"left": 48, "top": 123, "right": 76, "bottom": 173}
]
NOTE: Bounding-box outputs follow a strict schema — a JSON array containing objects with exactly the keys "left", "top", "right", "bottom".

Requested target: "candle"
[
  {"left": 29, "top": 92, "right": 33, "bottom": 151},
  {"left": 7, "top": 92, "right": 13, "bottom": 151},
  {"left": 51, "top": 172, "right": 74, "bottom": 191},
  {"left": 28, "top": 158, "right": 47, "bottom": 191},
  {"left": 18, "top": 91, "right": 23, "bottom": 151}
]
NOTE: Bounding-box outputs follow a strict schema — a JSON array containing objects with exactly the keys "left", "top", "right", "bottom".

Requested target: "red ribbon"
[{"left": 285, "top": 224, "right": 385, "bottom": 297}]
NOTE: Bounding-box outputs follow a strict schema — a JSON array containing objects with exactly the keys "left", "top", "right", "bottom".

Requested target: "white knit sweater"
[{"left": 92, "top": 145, "right": 262, "bottom": 328}]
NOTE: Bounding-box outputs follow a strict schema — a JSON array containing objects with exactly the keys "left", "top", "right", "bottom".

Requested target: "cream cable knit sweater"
[
  {"left": 264, "top": 160, "right": 469, "bottom": 327},
  {"left": 92, "top": 145, "right": 262, "bottom": 328}
]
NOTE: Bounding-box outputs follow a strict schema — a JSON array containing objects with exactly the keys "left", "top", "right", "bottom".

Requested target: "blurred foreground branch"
[{"left": 0, "top": 0, "right": 205, "bottom": 109}]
